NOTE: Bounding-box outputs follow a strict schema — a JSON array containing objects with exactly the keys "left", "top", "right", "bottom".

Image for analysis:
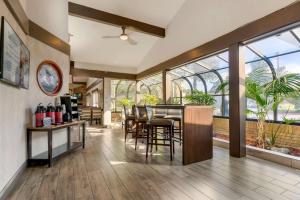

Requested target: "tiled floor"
[{"left": 7, "top": 126, "right": 300, "bottom": 200}]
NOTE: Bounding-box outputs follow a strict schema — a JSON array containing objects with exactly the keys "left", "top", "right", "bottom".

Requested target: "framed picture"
[
  {"left": 0, "top": 17, "right": 30, "bottom": 88},
  {"left": 20, "top": 43, "right": 30, "bottom": 89},
  {"left": 37, "top": 60, "right": 63, "bottom": 96}
]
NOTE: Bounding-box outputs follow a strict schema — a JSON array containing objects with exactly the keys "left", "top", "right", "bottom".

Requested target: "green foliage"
[
  {"left": 185, "top": 90, "right": 215, "bottom": 106},
  {"left": 142, "top": 94, "right": 160, "bottom": 105},
  {"left": 171, "top": 97, "right": 181, "bottom": 104},
  {"left": 118, "top": 98, "right": 133, "bottom": 107},
  {"left": 216, "top": 68, "right": 300, "bottom": 148}
]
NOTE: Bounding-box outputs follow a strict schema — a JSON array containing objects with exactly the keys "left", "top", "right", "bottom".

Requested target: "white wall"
[
  {"left": 138, "top": 0, "right": 296, "bottom": 72},
  {"left": 26, "top": 0, "right": 69, "bottom": 42},
  {"left": 86, "top": 78, "right": 103, "bottom": 108},
  {"left": 103, "top": 78, "right": 112, "bottom": 126},
  {"left": 0, "top": 0, "right": 69, "bottom": 194}
]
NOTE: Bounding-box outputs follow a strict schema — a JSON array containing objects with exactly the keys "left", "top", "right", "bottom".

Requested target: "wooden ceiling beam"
[
  {"left": 70, "top": 68, "right": 137, "bottom": 80},
  {"left": 68, "top": 2, "right": 165, "bottom": 38}
]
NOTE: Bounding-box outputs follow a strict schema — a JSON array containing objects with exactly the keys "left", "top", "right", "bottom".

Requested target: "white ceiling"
[
  {"left": 69, "top": 16, "right": 159, "bottom": 69},
  {"left": 69, "top": 0, "right": 297, "bottom": 74},
  {"left": 69, "top": 0, "right": 186, "bottom": 28},
  {"left": 69, "top": 0, "right": 186, "bottom": 70}
]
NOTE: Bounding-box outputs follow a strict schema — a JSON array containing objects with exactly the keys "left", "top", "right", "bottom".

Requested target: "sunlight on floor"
[{"left": 109, "top": 161, "right": 127, "bottom": 165}]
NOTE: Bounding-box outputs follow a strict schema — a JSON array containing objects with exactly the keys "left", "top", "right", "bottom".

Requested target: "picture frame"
[
  {"left": 37, "top": 60, "right": 63, "bottom": 96},
  {"left": 0, "top": 16, "right": 30, "bottom": 89}
]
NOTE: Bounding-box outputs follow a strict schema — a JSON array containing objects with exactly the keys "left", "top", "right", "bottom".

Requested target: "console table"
[{"left": 27, "top": 120, "right": 86, "bottom": 167}]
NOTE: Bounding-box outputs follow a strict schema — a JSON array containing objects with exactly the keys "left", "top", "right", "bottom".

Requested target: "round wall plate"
[{"left": 37, "top": 60, "right": 63, "bottom": 96}]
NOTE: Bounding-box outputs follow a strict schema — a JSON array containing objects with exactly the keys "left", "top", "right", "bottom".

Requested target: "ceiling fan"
[{"left": 102, "top": 26, "right": 137, "bottom": 45}]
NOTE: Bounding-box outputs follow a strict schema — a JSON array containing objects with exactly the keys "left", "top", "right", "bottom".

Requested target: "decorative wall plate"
[{"left": 37, "top": 60, "right": 63, "bottom": 96}]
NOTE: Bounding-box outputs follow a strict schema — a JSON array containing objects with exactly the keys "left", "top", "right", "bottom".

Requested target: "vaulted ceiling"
[
  {"left": 68, "top": 0, "right": 186, "bottom": 71},
  {"left": 69, "top": 0, "right": 297, "bottom": 74}
]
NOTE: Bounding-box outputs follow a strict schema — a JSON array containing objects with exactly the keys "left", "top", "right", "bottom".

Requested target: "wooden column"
[
  {"left": 162, "top": 70, "right": 171, "bottom": 104},
  {"left": 229, "top": 43, "right": 246, "bottom": 157}
]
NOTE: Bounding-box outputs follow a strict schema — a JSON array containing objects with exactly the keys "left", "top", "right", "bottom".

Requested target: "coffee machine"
[{"left": 60, "top": 96, "right": 72, "bottom": 122}]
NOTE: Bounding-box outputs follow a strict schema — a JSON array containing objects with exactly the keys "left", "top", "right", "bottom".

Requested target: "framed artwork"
[
  {"left": 20, "top": 43, "right": 30, "bottom": 89},
  {"left": 0, "top": 16, "right": 30, "bottom": 88},
  {"left": 37, "top": 60, "right": 63, "bottom": 96}
]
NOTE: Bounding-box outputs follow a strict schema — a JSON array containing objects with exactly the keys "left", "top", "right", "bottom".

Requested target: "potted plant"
[
  {"left": 185, "top": 90, "right": 216, "bottom": 106},
  {"left": 118, "top": 98, "right": 134, "bottom": 120},
  {"left": 216, "top": 68, "right": 300, "bottom": 149},
  {"left": 183, "top": 90, "right": 216, "bottom": 164},
  {"left": 118, "top": 98, "right": 133, "bottom": 107},
  {"left": 142, "top": 94, "right": 160, "bottom": 105}
]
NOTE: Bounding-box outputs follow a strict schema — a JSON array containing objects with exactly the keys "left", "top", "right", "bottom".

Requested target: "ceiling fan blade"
[
  {"left": 127, "top": 37, "right": 137, "bottom": 45},
  {"left": 102, "top": 35, "right": 119, "bottom": 39}
]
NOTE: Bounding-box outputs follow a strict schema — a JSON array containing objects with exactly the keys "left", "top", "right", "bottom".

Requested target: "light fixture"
[{"left": 120, "top": 33, "right": 128, "bottom": 40}]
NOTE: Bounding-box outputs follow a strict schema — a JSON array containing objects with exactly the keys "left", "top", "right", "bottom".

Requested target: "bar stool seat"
[
  {"left": 149, "top": 119, "right": 174, "bottom": 126},
  {"left": 154, "top": 114, "right": 167, "bottom": 118},
  {"left": 163, "top": 115, "right": 182, "bottom": 121}
]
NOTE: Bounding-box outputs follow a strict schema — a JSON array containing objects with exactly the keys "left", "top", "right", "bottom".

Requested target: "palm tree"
[{"left": 216, "top": 68, "right": 300, "bottom": 148}]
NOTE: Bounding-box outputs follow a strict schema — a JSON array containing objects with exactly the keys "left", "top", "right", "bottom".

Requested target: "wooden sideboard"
[{"left": 27, "top": 120, "right": 86, "bottom": 167}]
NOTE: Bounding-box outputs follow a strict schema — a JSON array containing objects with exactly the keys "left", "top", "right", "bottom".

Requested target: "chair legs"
[
  {"left": 135, "top": 122, "right": 139, "bottom": 150},
  {"left": 124, "top": 119, "right": 128, "bottom": 142},
  {"left": 145, "top": 125, "right": 173, "bottom": 161}
]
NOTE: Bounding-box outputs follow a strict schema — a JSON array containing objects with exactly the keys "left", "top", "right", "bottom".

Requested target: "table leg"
[
  {"left": 48, "top": 130, "right": 53, "bottom": 167},
  {"left": 27, "top": 130, "right": 32, "bottom": 166},
  {"left": 82, "top": 123, "right": 85, "bottom": 148}
]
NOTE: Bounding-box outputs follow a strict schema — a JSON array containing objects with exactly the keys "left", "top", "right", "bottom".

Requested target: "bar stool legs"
[
  {"left": 146, "top": 125, "right": 173, "bottom": 161},
  {"left": 135, "top": 122, "right": 139, "bottom": 150}
]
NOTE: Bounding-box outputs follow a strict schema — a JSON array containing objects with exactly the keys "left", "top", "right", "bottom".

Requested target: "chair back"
[
  {"left": 154, "top": 108, "right": 166, "bottom": 115},
  {"left": 145, "top": 106, "right": 153, "bottom": 121},
  {"left": 167, "top": 108, "right": 182, "bottom": 116},
  {"left": 134, "top": 106, "right": 146, "bottom": 118},
  {"left": 80, "top": 107, "right": 92, "bottom": 120},
  {"left": 123, "top": 105, "right": 130, "bottom": 117},
  {"left": 92, "top": 108, "right": 102, "bottom": 119}
]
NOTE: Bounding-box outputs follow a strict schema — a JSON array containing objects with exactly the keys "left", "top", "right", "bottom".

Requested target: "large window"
[
  {"left": 138, "top": 73, "right": 163, "bottom": 104},
  {"left": 111, "top": 80, "right": 136, "bottom": 112},
  {"left": 168, "top": 51, "right": 229, "bottom": 116},
  {"left": 244, "top": 26, "right": 300, "bottom": 121}
]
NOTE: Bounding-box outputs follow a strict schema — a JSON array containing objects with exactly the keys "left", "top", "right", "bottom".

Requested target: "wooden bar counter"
[
  {"left": 27, "top": 120, "right": 86, "bottom": 167},
  {"left": 151, "top": 105, "right": 213, "bottom": 165}
]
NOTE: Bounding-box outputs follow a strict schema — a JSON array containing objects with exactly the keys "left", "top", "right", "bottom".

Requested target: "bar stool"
[
  {"left": 134, "top": 105, "right": 148, "bottom": 150},
  {"left": 124, "top": 105, "right": 135, "bottom": 142},
  {"left": 164, "top": 109, "right": 182, "bottom": 145},
  {"left": 145, "top": 106, "right": 174, "bottom": 161}
]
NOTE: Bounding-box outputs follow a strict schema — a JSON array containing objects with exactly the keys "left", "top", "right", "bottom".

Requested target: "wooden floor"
[{"left": 7, "top": 125, "right": 300, "bottom": 200}]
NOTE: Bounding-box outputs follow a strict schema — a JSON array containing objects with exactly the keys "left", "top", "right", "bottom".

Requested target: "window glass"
[
  {"left": 201, "top": 72, "right": 221, "bottom": 94},
  {"left": 248, "top": 31, "right": 300, "bottom": 57}
]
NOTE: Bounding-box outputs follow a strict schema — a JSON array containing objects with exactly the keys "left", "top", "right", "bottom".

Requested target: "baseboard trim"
[
  {"left": 213, "top": 137, "right": 300, "bottom": 170},
  {"left": 0, "top": 162, "right": 27, "bottom": 200}
]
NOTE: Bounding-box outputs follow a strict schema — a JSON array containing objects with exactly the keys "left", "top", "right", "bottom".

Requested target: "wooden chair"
[
  {"left": 153, "top": 107, "right": 167, "bottom": 118},
  {"left": 164, "top": 108, "right": 182, "bottom": 145},
  {"left": 79, "top": 107, "right": 92, "bottom": 124},
  {"left": 124, "top": 105, "right": 135, "bottom": 142},
  {"left": 134, "top": 105, "right": 148, "bottom": 150},
  {"left": 145, "top": 106, "right": 174, "bottom": 161},
  {"left": 92, "top": 108, "right": 102, "bottom": 125}
]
